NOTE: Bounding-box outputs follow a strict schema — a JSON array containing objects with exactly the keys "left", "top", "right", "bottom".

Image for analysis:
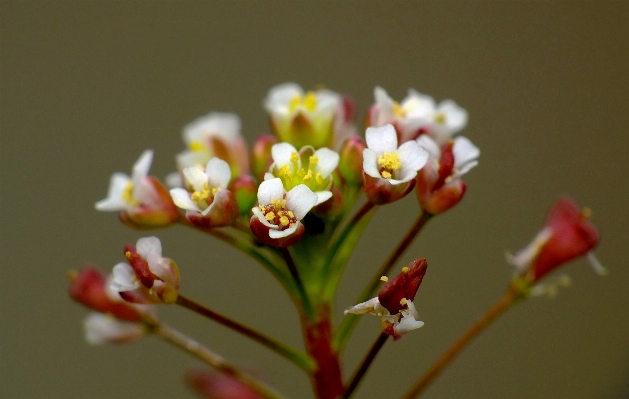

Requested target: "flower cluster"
[{"left": 70, "top": 82, "right": 607, "bottom": 399}]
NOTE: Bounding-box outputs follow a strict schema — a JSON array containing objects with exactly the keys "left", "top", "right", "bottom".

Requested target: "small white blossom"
[
  {"left": 83, "top": 313, "right": 145, "bottom": 345},
  {"left": 252, "top": 178, "right": 317, "bottom": 239},
  {"left": 95, "top": 150, "right": 159, "bottom": 212},
  {"left": 344, "top": 297, "right": 424, "bottom": 337},
  {"left": 170, "top": 158, "right": 232, "bottom": 216},
  {"left": 417, "top": 135, "right": 480, "bottom": 180},
  {"left": 363, "top": 125, "right": 428, "bottom": 184},
  {"left": 266, "top": 142, "right": 339, "bottom": 205}
]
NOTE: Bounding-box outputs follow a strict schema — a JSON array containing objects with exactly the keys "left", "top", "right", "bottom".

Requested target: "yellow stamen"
[
  {"left": 125, "top": 251, "right": 132, "bottom": 259},
  {"left": 381, "top": 171, "right": 392, "bottom": 179},
  {"left": 279, "top": 215, "right": 290, "bottom": 227},
  {"left": 392, "top": 102, "right": 405, "bottom": 117},
  {"left": 270, "top": 199, "right": 287, "bottom": 211},
  {"left": 188, "top": 141, "right": 204, "bottom": 151},
  {"left": 290, "top": 152, "right": 299, "bottom": 163},
  {"left": 309, "top": 155, "right": 319, "bottom": 168},
  {"left": 401, "top": 266, "right": 409, "bottom": 273},
  {"left": 434, "top": 112, "right": 446, "bottom": 124},
  {"left": 315, "top": 173, "right": 324, "bottom": 184},
  {"left": 582, "top": 207, "right": 592, "bottom": 219},
  {"left": 380, "top": 276, "right": 389, "bottom": 282},
  {"left": 378, "top": 152, "right": 402, "bottom": 171},
  {"left": 303, "top": 92, "right": 317, "bottom": 112},
  {"left": 265, "top": 212, "right": 276, "bottom": 222},
  {"left": 121, "top": 182, "right": 140, "bottom": 206},
  {"left": 400, "top": 298, "right": 408, "bottom": 306},
  {"left": 287, "top": 211, "right": 294, "bottom": 218},
  {"left": 191, "top": 183, "right": 213, "bottom": 204},
  {"left": 302, "top": 170, "right": 313, "bottom": 182}
]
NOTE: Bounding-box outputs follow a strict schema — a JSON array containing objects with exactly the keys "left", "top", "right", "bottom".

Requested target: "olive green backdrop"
[{"left": 1, "top": 2, "right": 628, "bottom": 398}]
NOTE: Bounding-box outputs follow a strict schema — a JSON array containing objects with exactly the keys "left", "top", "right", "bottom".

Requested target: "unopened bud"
[
  {"left": 251, "top": 134, "right": 278, "bottom": 179},
  {"left": 338, "top": 136, "right": 365, "bottom": 185}
]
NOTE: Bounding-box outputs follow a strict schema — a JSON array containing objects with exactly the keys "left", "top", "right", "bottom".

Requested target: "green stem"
[
  {"left": 152, "top": 321, "right": 289, "bottom": 399},
  {"left": 320, "top": 201, "right": 377, "bottom": 300},
  {"left": 343, "top": 333, "right": 389, "bottom": 399},
  {"left": 400, "top": 285, "right": 523, "bottom": 399},
  {"left": 176, "top": 294, "right": 315, "bottom": 373},
  {"left": 334, "top": 211, "right": 431, "bottom": 350},
  {"left": 280, "top": 247, "right": 314, "bottom": 318},
  {"left": 178, "top": 218, "right": 295, "bottom": 297}
]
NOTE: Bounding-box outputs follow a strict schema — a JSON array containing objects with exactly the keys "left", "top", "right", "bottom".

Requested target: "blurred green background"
[{"left": 1, "top": 2, "right": 628, "bottom": 398}]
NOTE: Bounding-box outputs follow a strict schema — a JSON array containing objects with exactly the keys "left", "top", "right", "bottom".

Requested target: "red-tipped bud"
[
  {"left": 186, "top": 369, "right": 261, "bottom": 399},
  {"left": 230, "top": 174, "right": 259, "bottom": 215},
  {"left": 251, "top": 134, "right": 278, "bottom": 180},
  {"left": 250, "top": 215, "right": 305, "bottom": 247},
  {"left": 363, "top": 173, "right": 416, "bottom": 205},
  {"left": 338, "top": 136, "right": 366, "bottom": 185},
  {"left": 378, "top": 259, "right": 428, "bottom": 315},
  {"left": 186, "top": 189, "right": 240, "bottom": 229},
  {"left": 68, "top": 267, "right": 141, "bottom": 322}
]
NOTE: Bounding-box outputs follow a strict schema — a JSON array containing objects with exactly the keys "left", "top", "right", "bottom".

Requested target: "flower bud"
[
  {"left": 230, "top": 174, "right": 259, "bottom": 215},
  {"left": 251, "top": 134, "right": 278, "bottom": 180},
  {"left": 509, "top": 197, "right": 603, "bottom": 283},
  {"left": 68, "top": 267, "right": 142, "bottom": 322},
  {"left": 84, "top": 313, "right": 146, "bottom": 345},
  {"left": 378, "top": 258, "right": 428, "bottom": 315},
  {"left": 338, "top": 136, "right": 365, "bottom": 185},
  {"left": 186, "top": 369, "right": 261, "bottom": 399}
]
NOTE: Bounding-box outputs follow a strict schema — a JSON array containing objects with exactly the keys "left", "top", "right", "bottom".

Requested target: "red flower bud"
[{"left": 378, "top": 258, "right": 428, "bottom": 315}]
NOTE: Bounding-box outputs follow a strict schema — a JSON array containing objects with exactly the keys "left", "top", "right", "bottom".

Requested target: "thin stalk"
[
  {"left": 320, "top": 201, "right": 377, "bottom": 299},
  {"left": 176, "top": 294, "right": 315, "bottom": 373},
  {"left": 400, "top": 285, "right": 523, "bottom": 399},
  {"left": 334, "top": 211, "right": 431, "bottom": 350},
  {"left": 343, "top": 333, "right": 389, "bottom": 399},
  {"left": 280, "top": 247, "right": 314, "bottom": 318},
  {"left": 178, "top": 218, "right": 294, "bottom": 296},
  {"left": 152, "top": 322, "right": 289, "bottom": 399}
]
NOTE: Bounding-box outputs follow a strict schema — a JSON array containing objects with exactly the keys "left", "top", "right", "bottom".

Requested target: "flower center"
[
  {"left": 188, "top": 141, "right": 205, "bottom": 152},
  {"left": 289, "top": 92, "right": 318, "bottom": 113},
  {"left": 259, "top": 199, "right": 297, "bottom": 230},
  {"left": 275, "top": 151, "right": 327, "bottom": 192},
  {"left": 434, "top": 112, "right": 446, "bottom": 124},
  {"left": 378, "top": 152, "right": 402, "bottom": 179},
  {"left": 122, "top": 182, "right": 140, "bottom": 206},
  {"left": 190, "top": 182, "right": 218, "bottom": 210},
  {"left": 392, "top": 102, "right": 406, "bottom": 117}
]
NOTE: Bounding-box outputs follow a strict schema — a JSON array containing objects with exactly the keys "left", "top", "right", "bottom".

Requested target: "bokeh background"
[{"left": 1, "top": 2, "right": 628, "bottom": 398}]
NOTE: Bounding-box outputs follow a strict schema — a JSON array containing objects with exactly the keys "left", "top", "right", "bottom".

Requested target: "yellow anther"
[
  {"left": 302, "top": 170, "right": 313, "bottom": 182},
  {"left": 124, "top": 251, "right": 132, "bottom": 259},
  {"left": 315, "top": 173, "right": 324, "bottom": 184},
  {"left": 289, "top": 222, "right": 296, "bottom": 228},
  {"left": 309, "top": 155, "right": 319, "bottom": 168},
  {"left": 303, "top": 92, "right": 317, "bottom": 112},
  {"left": 121, "top": 181, "right": 139, "bottom": 206},
  {"left": 296, "top": 168, "right": 306, "bottom": 178},
  {"left": 270, "top": 199, "right": 286, "bottom": 211},
  {"left": 288, "top": 95, "right": 301, "bottom": 112},
  {"left": 279, "top": 215, "right": 290, "bottom": 227},
  {"left": 278, "top": 164, "right": 292, "bottom": 178},
  {"left": 290, "top": 152, "right": 299, "bottom": 163},
  {"left": 380, "top": 276, "right": 389, "bottom": 282},
  {"left": 287, "top": 211, "right": 295, "bottom": 218},
  {"left": 582, "top": 207, "right": 592, "bottom": 219},
  {"left": 434, "top": 112, "right": 446, "bottom": 124},
  {"left": 401, "top": 266, "right": 409, "bottom": 273},
  {"left": 66, "top": 270, "right": 78, "bottom": 283},
  {"left": 381, "top": 171, "right": 392, "bottom": 179},
  {"left": 378, "top": 152, "right": 402, "bottom": 171},
  {"left": 392, "top": 102, "right": 406, "bottom": 117},
  {"left": 400, "top": 298, "right": 408, "bottom": 306},
  {"left": 265, "top": 212, "right": 276, "bottom": 222},
  {"left": 188, "top": 141, "right": 204, "bottom": 151},
  {"left": 191, "top": 183, "right": 213, "bottom": 204}
]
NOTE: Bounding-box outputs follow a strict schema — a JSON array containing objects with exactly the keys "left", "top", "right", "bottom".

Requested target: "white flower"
[
  {"left": 265, "top": 142, "right": 339, "bottom": 205},
  {"left": 264, "top": 82, "right": 344, "bottom": 148},
  {"left": 428, "top": 100, "right": 468, "bottom": 145},
  {"left": 344, "top": 297, "right": 424, "bottom": 337},
  {"left": 95, "top": 150, "right": 159, "bottom": 212},
  {"left": 170, "top": 158, "right": 232, "bottom": 216},
  {"left": 251, "top": 178, "right": 317, "bottom": 239},
  {"left": 176, "top": 112, "right": 249, "bottom": 175},
  {"left": 417, "top": 135, "right": 480, "bottom": 180},
  {"left": 363, "top": 125, "right": 428, "bottom": 184},
  {"left": 83, "top": 313, "right": 145, "bottom": 345}
]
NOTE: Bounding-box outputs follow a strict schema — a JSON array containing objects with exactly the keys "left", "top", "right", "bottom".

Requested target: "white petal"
[
  {"left": 183, "top": 112, "right": 241, "bottom": 143},
  {"left": 271, "top": 142, "right": 299, "bottom": 167},
  {"left": 416, "top": 135, "right": 441, "bottom": 159},
  {"left": 176, "top": 149, "right": 210, "bottom": 169},
  {"left": 313, "top": 148, "right": 339, "bottom": 177},
  {"left": 402, "top": 89, "right": 436, "bottom": 117},
  {"left": 374, "top": 86, "right": 394, "bottom": 108},
  {"left": 136, "top": 236, "right": 162, "bottom": 259},
  {"left": 206, "top": 158, "right": 231, "bottom": 189},
  {"left": 314, "top": 90, "right": 340, "bottom": 113},
  {"left": 453, "top": 137, "right": 480, "bottom": 168},
  {"left": 132, "top": 150, "right": 154, "bottom": 182},
  {"left": 183, "top": 166, "right": 208, "bottom": 193},
  {"left": 507, "top": 227, "right": 554, "bottom": 270},
  {"left": 110, "top": 263, "right": 139, "bottom": 292},
  {"left": 362, "top": 149, "right": 380, "bottom": 178},
  {"left": 393, "top": 315, "right": 424, "bottom": 336},
  {"left": 314, "top": 191, "right": 333, "bottom": 205},
  {"left": 439, "top": 100, "right": 468, "bottom": 132},
  {"left": 366, "top": 125, "right": 398, "bottom": 153},
  {"left": 264, "top": 83, "right": 303, "bottom": 113},
  {"left": 95, "top": 173, "right": 130, "bottom": 211},
  {"left": 84, "top": 313, "right": 144, "bottom": 345},
  {"left": 252, "top": 207, "right": 278, "bottom": 228},
  {"left": 398, "top": 141, "right": 429, "bottom": 173},
  {"left": 587, "top": 252, "right": 608, "bottom": 276},
  {"left": 344, "top": 297, "right": 383, "bottom": 316},
  {"left": 165, "top": 172, "right": 183, "bottom": 189},
  {"left": 257, "top": 178, "right": 285, "bottom": 206},
  {"left": 269, "top": 223, "right": 299, "bottom": 239},
  {"left": 170, "top": 188, "right": 201, "bottom": 212},
  {"left": 285, "top": 184, "right": 318, "bottom": 220}
]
